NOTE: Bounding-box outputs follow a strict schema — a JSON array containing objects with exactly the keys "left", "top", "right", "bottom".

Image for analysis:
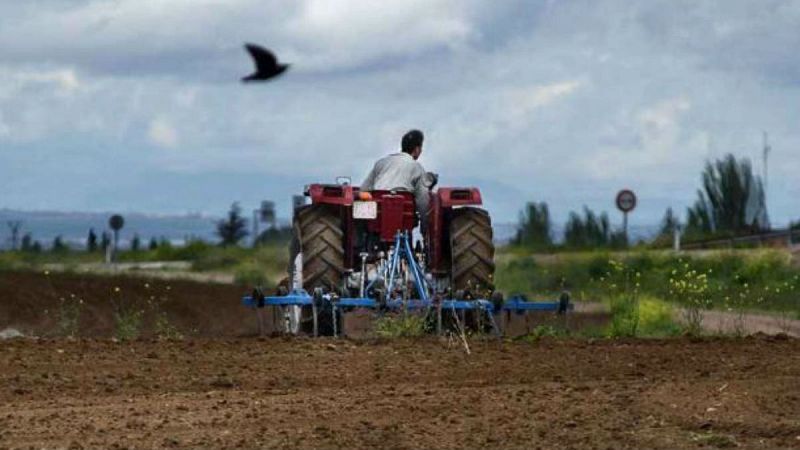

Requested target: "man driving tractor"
[{"left": 360, "top": 129, "right": 436, "bottom": 231}]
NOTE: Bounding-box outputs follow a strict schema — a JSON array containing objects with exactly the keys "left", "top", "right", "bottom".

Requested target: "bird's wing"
[{"left": 244, "top": 43, "right": 278, "bottom": 71}]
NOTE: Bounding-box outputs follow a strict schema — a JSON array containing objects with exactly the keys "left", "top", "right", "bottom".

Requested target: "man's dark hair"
[{"left": 401, "top": 129, "right": 424, "bottom": 154}]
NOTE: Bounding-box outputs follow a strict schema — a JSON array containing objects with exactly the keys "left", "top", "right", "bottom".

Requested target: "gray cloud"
[{"left": 0, "top": 0, "right": 798, "bottom": 228}]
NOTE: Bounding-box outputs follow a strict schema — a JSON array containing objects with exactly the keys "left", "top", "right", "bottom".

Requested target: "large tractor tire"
[
  {"left": 286, "top": 204, "right": 345, "bottom": 336},
  {"left": 450, "top": 207, "right": 495, "bottom": 294},
  {"left": 292, "top": 204, "right": 345, "bottom": 293}
]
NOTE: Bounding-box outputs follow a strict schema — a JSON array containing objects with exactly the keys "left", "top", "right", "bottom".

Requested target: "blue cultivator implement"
[{"left": 242, "top": 232, "right": 572, "bottom": 337}]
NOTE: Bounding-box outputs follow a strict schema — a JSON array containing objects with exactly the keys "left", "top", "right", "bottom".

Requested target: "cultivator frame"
[{"left": 242, "top": 232, "right": 572, "bottom": 337}]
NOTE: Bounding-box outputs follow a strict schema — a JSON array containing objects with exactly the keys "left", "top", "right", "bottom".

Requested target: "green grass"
[
  {"left": 497, "top": 248, "right": 799, "bottom": 338},
  {"left": 496, "top": 248, "right": 800, "bottom": 316},
  {"left": 0, "top": 250, "right": 102, "bottom": 270},
  {"left": 0, "top": 240, "right": 290, "bottom": 287}
]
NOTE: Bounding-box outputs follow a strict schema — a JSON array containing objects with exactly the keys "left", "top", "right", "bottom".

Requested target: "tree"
[
  {"left": 6, "top": 221, "right": 22, "bottom": 250},
  {"left": 685, "top": 154, "right": 769, "bottom": 237},
  {"left": 159, "top": 236, "right": 173, "bottom": 249},
  {"left": 514, "top": 202, "right": 552, "bottom": 248},
  {"left": 87, "top": 228, "right": 98, "bottom": 252},
  {"left": 649, "top": 207, "right": 682, "bottom": 248},
  {"left": 563, "top": 206, "right": 626, "bottom": 248},
  {"left": 130, "top": 234, "right": 141, "bottom": 252},
  {"left": 659, "top": 207, "right": 680, "bottom": 237},
  {"left": 149, "top": 237, "right": 159, "bottom": 250},
  {"left": 216, "top": 202, "right": 248, "bottom": 246},
  {"left": 52, "top": 235, "right": 69, "bottom": 253},
  {"left": 21, "top": 233, "right": 33, "bottom": 252}
]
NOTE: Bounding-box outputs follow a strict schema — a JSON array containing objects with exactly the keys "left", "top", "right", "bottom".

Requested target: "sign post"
[
  {"left": 108, "top": 214, "right": 125, "bottom": 263},
  {"left": 615, "top": 189, "right": 637, "bottom": 244}
]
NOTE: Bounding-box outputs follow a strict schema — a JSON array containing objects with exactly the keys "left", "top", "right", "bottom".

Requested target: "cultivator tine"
[
  {"left": 435, "top": 296, "right": 443, "bottom": 336},
  {"left": 486, "top": 307, "right": 501, "bottom": 337},
  {"left": 312, "top": 289, "right": 322, "bottom": 337},
  {"left": 312, "top": 305, "right": 318, "bottom": 337},
  {"left": 331, "top": 295, "right": 339, "bottom": 338},
  {"left": 251, "top": 287, "right": 266, "bottom": 336}
]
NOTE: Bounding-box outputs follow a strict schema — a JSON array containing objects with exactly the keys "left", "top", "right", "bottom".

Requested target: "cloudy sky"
[{"left": 1, "top": 0, "right": 798, "bottom": 229}]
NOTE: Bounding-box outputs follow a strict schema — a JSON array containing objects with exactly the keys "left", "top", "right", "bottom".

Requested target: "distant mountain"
[
  {"left": 0, "top": 209, "right": 225, "bottom": 250},
  {"left": 0, "top": 209, "right": 660, "bottom": 250}
]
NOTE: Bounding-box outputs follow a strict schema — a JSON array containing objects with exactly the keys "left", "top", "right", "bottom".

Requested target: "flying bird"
[{"left": 241, "top": 43, "right": 289, "bottom": 82}]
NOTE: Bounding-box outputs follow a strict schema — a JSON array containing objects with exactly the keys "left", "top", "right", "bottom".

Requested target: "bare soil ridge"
[{"left": 1, "top": 337, "right": 798, "bottom": 449}]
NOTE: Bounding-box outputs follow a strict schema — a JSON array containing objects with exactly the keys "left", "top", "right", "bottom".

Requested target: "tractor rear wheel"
[
  {"left": 290, "top": 204, "right": 345, "bottom": 336},
  {"left": 293, "top": 204, "right": 345, "bottom": 293},
  {"left": 449, "top": 207, "right": 495, "bottom": 294}
]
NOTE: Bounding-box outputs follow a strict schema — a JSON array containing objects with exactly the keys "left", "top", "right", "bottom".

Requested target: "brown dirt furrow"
[{"left": 1, "top": 337, "right": 798, "bottom": 449}]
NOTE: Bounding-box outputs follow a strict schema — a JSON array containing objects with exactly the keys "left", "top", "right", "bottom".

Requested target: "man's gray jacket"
[{"left": 360, "top": 152, "right": 431, "bottom": 229}]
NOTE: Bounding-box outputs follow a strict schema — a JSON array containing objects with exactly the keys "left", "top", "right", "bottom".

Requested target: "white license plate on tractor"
[{"left": 353, "top": 201, "right": 377, "bottom": 219}]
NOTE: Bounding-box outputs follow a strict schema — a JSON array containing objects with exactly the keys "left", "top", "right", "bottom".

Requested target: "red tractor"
[
  {"left": 245, "top": 180, "right": 570, "bottom": 336},
  {"left": 288, "top": 182, "right": 495, "bottom": 302}
]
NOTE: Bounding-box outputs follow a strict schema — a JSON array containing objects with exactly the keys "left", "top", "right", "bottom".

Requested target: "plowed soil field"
[{"left": 1, "top": 336, "right": 798, "bottom": 450}]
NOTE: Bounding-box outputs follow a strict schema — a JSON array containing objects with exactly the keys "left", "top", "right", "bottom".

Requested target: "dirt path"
[
  {"left": 691, "top": 309, "right": 800, "bottom": 337},
  {"left": 42, "top": 261, "right": 235, "bottom": 284},
  {"left": 1, "top": 337, "right": 798, "bottom": 450}
]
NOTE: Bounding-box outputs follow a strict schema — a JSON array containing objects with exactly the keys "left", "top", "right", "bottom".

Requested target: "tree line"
[{"left": 515, "top": 153, "right": 775, "bottom": 250}]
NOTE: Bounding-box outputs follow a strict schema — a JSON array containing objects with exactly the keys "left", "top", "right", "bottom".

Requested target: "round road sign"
[
  {"left": 109, "top": 214, "right": 125, "bottom": 231},
  {"left": 615, "top": 189, "right": 637, "bottom": 213}
]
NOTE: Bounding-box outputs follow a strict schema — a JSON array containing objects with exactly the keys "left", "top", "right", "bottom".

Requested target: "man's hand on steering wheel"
[{"left": 426, "top": 172, "right": 439, "bottom": 191}]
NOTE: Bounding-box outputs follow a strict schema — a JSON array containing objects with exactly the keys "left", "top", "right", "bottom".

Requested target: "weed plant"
[
  {"left": 373, "top": 312, "right": 427, "bottom": 338},
  {"left": 110, "top": 286, "right": 144, "bottom": 341},
  {"left": 143, "top": 282, "right": 183, "bottom": 340},
  {"left": 597, "top": 259, "right": 641, "bottom": 337},
  {"left": 56, "top": 294, "right": 84, "bottom": 337}
]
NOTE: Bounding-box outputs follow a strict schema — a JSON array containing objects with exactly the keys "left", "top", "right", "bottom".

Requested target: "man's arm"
[
  {"left": 412, "top": 166, "right": 431, "bottom": 231},
  {"left": 361, "top": 161, "right": 379, "bottom": 191}
]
